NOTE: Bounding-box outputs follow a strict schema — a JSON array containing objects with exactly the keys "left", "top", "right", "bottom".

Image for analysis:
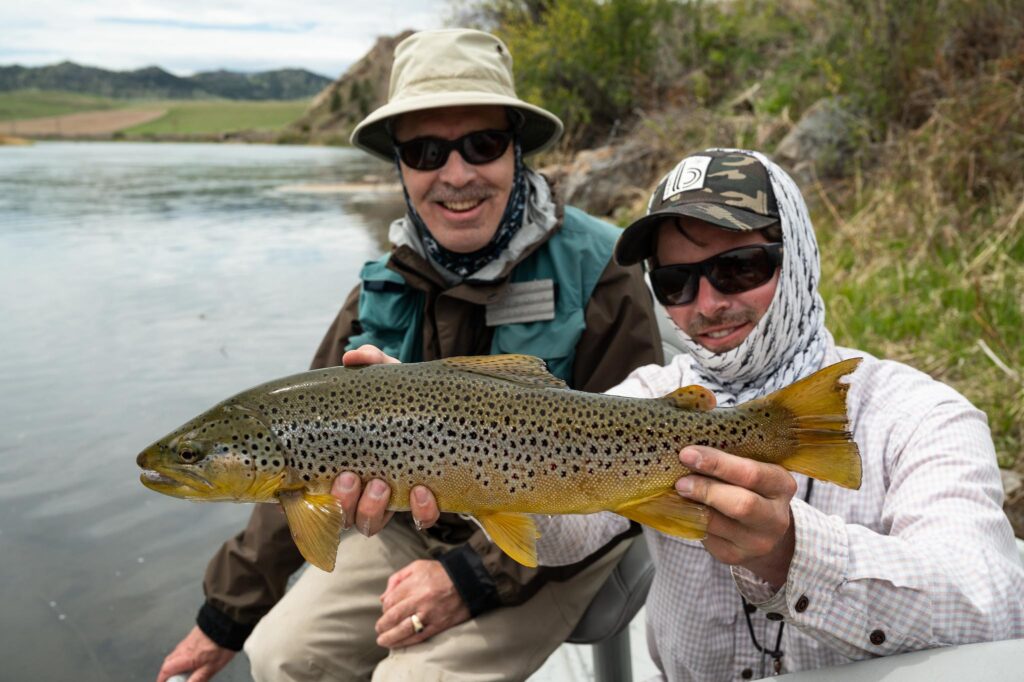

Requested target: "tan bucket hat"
[{"left": 350, "top": 28, "right": 564, "bottom": 161}]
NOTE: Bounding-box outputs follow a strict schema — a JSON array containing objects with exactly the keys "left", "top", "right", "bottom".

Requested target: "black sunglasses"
[
  {"left": 648, "top": 243, "right": 783, "bottom": 306},
  {"left": 393, "top": 129, "right": 514, "bottom": 171}
]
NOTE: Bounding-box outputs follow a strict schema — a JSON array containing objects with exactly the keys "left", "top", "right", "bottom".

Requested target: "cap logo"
[{"left": 663, "top": 155, "right": 712, "bottom": 202}]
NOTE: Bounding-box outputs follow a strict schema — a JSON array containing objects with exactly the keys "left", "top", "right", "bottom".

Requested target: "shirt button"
[
  {"left": 870, "top": 629, "right": 886, "bottom": 645},
  {"left": 794, "top": 595, "right": 810, "bottom": 613},
  {"left": 741, "top": 668, "right": 754, "bottom": 679},
  {"left": 766, "top": 612, "right": 784, "bottom": 621}
]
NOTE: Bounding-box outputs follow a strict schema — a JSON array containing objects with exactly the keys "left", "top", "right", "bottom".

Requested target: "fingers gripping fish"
[{"left": 137, "top": 355, "right": 862, "bottom": 570}]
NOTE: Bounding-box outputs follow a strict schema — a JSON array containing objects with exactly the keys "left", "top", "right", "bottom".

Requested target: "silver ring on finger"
[{"left": 410, "top": 613, "right": 425, "bottom": 634}]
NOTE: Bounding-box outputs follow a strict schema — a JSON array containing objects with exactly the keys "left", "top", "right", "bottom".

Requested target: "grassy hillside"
[
  {"left": 120, "top": 99, "right": 309, "bottom": 136},
  {"left": 0, "top": 90, "right": 120, "bottom": 120},
  {"left": 0, "top": 90, "right": 310, "bottom": 138}
]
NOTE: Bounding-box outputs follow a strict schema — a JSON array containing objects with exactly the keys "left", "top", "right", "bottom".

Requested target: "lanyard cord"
[{"left": 740, "top": 478, "right": 814, "bottom": 676}]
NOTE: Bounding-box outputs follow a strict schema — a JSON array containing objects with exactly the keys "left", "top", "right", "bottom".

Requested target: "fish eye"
[{"left": 178, "top": 447, "right": 200, "bottom": 463}]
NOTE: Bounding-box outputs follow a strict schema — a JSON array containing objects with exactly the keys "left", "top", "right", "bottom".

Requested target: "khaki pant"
[{"left": 246, "top": 521, "right": 629, "bottom": 682}]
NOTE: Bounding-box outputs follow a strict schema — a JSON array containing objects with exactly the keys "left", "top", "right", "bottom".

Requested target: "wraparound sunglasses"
[
  {"left": 393, "top": 129, "right": 514, "bottom": 171},
  {"left": 648, "top": 242, "right": 783, "bottom": 306}
]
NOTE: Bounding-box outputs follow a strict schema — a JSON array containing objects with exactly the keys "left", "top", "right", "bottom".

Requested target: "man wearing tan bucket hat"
[{"left": 156, "top": 28, "right": 661, "bottom": 682}]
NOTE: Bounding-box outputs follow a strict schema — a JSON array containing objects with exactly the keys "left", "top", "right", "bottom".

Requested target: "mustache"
[
  {"left": 424, "top": 182, "right": 497, "bottom": 204},
  {"left": 686, "top": 309, "right": 757, "bottom": 336}
]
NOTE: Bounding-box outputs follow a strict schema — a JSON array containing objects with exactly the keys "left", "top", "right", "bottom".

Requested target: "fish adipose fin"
[
  {"left": 477, "top": 512, "right": 541, "bottom": 567},
  {"left": 442, "top": 355, "right": 568, "bottom": 389},
  {"left": 756, "top": 357, "right": 863, "bottom": 490},
  {"left": 616, "top": 491, "right": 709, "bottom": 540},
  {"left": 661, "top": 385, "right": 717, "bottom": 411},
  {"left": 279, "top": 491, "right": 345, "bottom": 572}
]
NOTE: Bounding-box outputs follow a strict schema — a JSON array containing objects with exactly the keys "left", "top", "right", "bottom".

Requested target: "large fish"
[{"left": 137, "top": 355, "right": 861, "bottom": 570}]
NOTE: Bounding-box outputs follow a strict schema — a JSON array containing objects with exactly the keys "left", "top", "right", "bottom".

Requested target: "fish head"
[{"left": 137, "top": 403, "right": 286, "bottom": 502}]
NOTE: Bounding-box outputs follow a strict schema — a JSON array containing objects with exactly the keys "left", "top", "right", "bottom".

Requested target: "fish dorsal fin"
[
  {"left": 616, "top": 490, "right": 709, "bottom": 539},
  {"left": 660, "top": 385, "right": 717, "bottom": 411},
  {"left": 441, "top": 355, "right": 568, "bottom": 389},
  {"left": 279, "top": 490, "right": 345, "bottom": 572},
  {"left": 475, "top": 512, "right": 540, "bottom": 567}
]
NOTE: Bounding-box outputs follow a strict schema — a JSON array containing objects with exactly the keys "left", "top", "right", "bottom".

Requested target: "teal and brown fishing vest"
[{"left": 346, "top": 207, "right": 619, "bottom": 386}]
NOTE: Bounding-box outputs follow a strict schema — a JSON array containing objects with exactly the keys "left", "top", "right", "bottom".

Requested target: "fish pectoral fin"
[
  {"left": 476, "top": 512, "right": 540, "bottom": 567},
  {"left": 616, "top": 490, "right": 709, "bottom": 540},
  {"left": 279, "top": 491, "right": 345, "bottom": 572},
  {"left": 660, "top": 385, "right": 717, "bottom": 411}
]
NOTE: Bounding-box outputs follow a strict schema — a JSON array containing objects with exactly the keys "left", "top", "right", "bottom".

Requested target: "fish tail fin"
[{"left": 755, "top": 358, "right": 863, "bottom": 490}]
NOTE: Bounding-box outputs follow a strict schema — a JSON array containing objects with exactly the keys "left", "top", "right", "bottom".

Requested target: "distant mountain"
[
  {"left": 0, "top": 62, "right": 333, "bottom": 100},
  {"left": 189, "top": 69, "right": 333, "bottom": 100}
]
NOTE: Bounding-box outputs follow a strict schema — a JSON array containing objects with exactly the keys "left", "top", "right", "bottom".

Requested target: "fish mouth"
[
  {"left": 140, "top": 469, "right": 177, "bottom": 487},
  {"left": 138, "top": 464, "right": 214, "bottom": 499}
]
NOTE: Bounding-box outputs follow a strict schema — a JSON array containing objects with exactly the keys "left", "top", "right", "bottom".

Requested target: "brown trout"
[{"left": 137, "top": 355, "right": 861, "bottom": 570}]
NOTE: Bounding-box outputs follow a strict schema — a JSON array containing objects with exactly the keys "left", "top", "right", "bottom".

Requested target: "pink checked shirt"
[{"left": 536, "top": 346, "right": 1024, "bottom": 680}]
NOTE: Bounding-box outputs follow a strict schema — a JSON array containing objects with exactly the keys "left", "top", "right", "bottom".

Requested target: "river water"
[{"left": 0, "top": 142, "right": 405, "bottom": 681}]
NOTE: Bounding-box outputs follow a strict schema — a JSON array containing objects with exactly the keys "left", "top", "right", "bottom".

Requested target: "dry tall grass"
[{"left": 818, "top": 69, "right": 1024, "bottom": 464}]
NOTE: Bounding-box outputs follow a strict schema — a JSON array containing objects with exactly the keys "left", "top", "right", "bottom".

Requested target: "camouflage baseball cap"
[{"left": 615, "top": 150, "right": 780, "bottom": 266}]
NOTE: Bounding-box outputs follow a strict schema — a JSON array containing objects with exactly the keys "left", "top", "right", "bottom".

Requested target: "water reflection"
[{"left": 0, "top": 142, "right": 405, "bottom": 681}]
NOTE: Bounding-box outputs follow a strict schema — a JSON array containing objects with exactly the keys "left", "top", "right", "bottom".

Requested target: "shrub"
[{"left": 494, "top": 0, "right": 667, "bottom": 146}]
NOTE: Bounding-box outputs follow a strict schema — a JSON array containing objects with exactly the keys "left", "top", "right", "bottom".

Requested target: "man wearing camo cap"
[{"left": 381, "top": 148, "right": 1024, "bottom": 679}]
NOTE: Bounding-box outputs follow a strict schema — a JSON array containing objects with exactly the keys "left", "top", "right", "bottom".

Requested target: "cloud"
[
  {"left": 97, "top": 17, "right": 321, "bottom": 33},
  {"left": 0, "top": 0, "right": 447, "bottom": 76}
]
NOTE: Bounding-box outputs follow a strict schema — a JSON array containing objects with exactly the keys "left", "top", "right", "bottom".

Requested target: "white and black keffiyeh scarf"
[{"left": 663, "top": 149, "right": 833, "bottom": 406}]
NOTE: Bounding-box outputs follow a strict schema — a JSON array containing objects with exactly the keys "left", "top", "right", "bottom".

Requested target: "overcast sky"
[{"left": 0, "top": 0, "right": 450, "bottom": 78}]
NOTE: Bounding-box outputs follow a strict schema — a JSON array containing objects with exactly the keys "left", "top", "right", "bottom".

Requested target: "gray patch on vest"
[{"left": 486, "top": 279, "right": 556, "bottom": 326}]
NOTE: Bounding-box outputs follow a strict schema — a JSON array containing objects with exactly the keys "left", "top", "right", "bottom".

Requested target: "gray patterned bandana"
[{"left": 661, "top": 149, "right": 832, "bottom": 406}]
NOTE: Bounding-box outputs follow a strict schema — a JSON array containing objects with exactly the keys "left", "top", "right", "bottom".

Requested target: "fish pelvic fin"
[
  {"left": 476, "top": 512, "right": 540, "bottom": 567},
  {"left": 279, "top": 490, "right": 345, "bottom": 572},
  {"left": 755, "top": 357, "right": 863, "bottom": 490},
  {"left": 441, "top": 355, "right": 568, "bottom": 389},
  {"left": 660, "top": 385, "right": 717, "bottom": 411},
  {"left": 616, "top": 491, "right": 709, "bottom": 540}
]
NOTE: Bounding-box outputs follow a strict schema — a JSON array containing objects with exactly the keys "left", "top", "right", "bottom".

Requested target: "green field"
[
  {"left": 0, "top": 90, "right": 121, "bottom": 120},
  {"left": 121, "top": 99, "right": 309, "bottom": 135},
  {"left": 0, "top": 90, "right": 310, "bottom": 136}
]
